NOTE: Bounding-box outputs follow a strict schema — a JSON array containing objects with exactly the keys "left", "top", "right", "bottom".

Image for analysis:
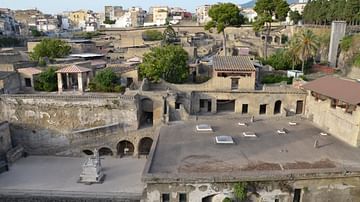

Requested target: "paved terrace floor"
[
  {"left": 147, "top": 117, "right": 360, "bottom": 180},
  {"left": 0, "top": 156, "right": 146, "bottom": 198}
]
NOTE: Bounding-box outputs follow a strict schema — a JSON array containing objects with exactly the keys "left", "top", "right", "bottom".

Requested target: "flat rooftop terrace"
[
  {"left": 144, "top": 117, "right": 360, "bottom": 182},
  {"left": 0, "top": 156, "right": 146, "bottom": 199}
]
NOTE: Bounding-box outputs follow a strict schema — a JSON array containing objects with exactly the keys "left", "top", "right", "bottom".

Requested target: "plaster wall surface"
[{"left": 305, "top": 91, "right": 360, "bottom": 146}]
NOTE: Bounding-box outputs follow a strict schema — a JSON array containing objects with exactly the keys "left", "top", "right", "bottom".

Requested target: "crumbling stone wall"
[
  {"left": 0, "top": 94, "right": 143, "bottom": 156},
  {"left": 0, "top": 121, "right": 12, "bottom": 158}
]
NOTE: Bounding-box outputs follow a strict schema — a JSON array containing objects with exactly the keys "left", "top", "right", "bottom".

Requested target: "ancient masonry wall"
[
  {"left": 145, "top": 177, "right": 360, "bottom": 202},
  {"left": 0, "top": 94, "right": 153, "bottom": 156}
]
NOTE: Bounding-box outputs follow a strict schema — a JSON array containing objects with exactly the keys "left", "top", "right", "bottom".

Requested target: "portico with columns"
[{"left": 56, "top": 65, "right": 92, "bottom": 93}]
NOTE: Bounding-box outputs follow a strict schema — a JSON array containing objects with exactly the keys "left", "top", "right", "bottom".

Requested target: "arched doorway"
[
  {"left": 139, "top": 137, "right": 153, "bottom": 155},
  {"left": 274, "top": 100, "right": 282, "bottom": 114},
  {"left": 140, "top": 98, "right": 153, "bottom": 127},
  {"left": 99, "top": 147, "right": 113, "bottom": 156},
  {"left": 117, "top": 140, "right": 134, "bottom": 157},
  {"left": 202, "top": 194, "right": 216, "bottom": 202},
  {"left": 82, "top": 149, "right": 93, "bottom": 155}
]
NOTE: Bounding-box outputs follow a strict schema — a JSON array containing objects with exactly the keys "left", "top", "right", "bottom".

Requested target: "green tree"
[
  {"left": 142, "top": 30, "right": 163, "bottom": 41},
  {"left": 204, "top": 3, "right": 245, "bottom": 56},
  {"left": 265, "top": 49, "right": 293, "bottom": 70},
  {"left": 292, "top": 29, "right": 320, "bottom": 73},
  {"left": 254, "top": 0, "right": 290, "bottom": 58},
  {"left": 287, "top": 39, "right": 301, "bottom": 70},
  {"left": 140, "top": 45, "right": 189, "bottom": 83},
  {"left": 289, "top": 10, "right": 302, "bottom": 25},
  {"left": 34, "top": 68, "right": 58, "bottom": 92},
  {"left": 30, "top": 39, "right": 71, "bottom": 64},
  {"left": 162, "top": 25, "right": 177, "bottom": 45},
  {"left": 89, "top": 68, "right": 123, "bottom": 92}
]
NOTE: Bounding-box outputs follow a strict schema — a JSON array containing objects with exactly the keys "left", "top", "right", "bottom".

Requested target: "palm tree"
[
  {"left": 287, "top": 39, "right": 301, "bottom": 70},
  {"left": 292, "top": 29, "right": 320, "bottom": 73}
]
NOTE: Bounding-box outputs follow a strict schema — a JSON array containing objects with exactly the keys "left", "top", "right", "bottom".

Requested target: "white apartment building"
[
  {"left": 196, "top": 5, "right": 212, "bottom": 25},
  {"left": 151, "top": 6, "right": 169, "bottom": 26}
]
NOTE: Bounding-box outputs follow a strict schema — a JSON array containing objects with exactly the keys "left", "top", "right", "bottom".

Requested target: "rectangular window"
[
  {"left": 242, "top": 104, "right": 248, "bottom": 114},
  {"left": 259, "top": 104, "right": 267, "bottom": 115},
  {"left": 231, "top": 78, "right": 239, "bottom": 90},
  {"left": 179, "top": 193, "right": 187, "bottom": 202},
  {"left": 200, "top": 99, "right": 205, "bottom": 108},
  {"left": 175, "top": 102, "right": 180, "bottom": 110},
  {"left": 162, "top": 193, "right": 170, "bottom": 202},
  {"left": 330, "top": 99, "right": 337, "bottom": 109},
  {"left": 25, "top": 78, "right": 32, "bottom": 87}
]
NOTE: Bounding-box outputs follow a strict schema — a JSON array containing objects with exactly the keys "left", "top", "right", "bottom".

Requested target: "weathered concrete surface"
[{"left": 0, "top": 156, "right": 146, "bottom": 201}]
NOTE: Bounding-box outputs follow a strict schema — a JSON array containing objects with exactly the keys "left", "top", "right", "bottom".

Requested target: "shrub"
[
  {"left": 233, "top": 182, "right": 247, "bottom": 201},
  {"left": 262, "top": 75, "right": 293, "bottom": 84},
  {"left": 340, "top": 36, "right": 353, "bottom": 52},
  {"left": 142, "top": 30, "right": 163, "bottom": 41},
  {"left": 34, "top": 68, "right": 58, "bottom": 92},
  {"left": 353, "top": 53, "right": 360, "bottom": 67},
  {"left": 90, "top": 69, "right": 124, "bottom": 93},
  {"left": 222, "top": 197, "right": 233, "bottom": 202}
]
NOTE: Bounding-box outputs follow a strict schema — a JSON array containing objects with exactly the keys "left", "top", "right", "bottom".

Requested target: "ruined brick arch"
[
  {"left": 82, "top": 149, "right": 93, "bottom": 155},
  {"left": 140, "top": 98, "right": 154, "bottom": 127},
  {"left": 117, "top": 140, "right": 135, "bottom": 157},
  {"left": 98, "top": 147, "right": 113, "bottom": 156},
  {"left": 138, "top": 137, "right": 153, "bottom": 155}
]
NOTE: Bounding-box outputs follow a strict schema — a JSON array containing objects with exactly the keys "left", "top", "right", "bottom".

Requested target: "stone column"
[
  {"left": 86, "top": 72, "right": 90, "bottom": 89},
  {"left": 77, "top": 73, "right": 84, "bottom": 92},
  {"left": 57, "top": 73, "right": 63, "bottom": 93},
  {"left": 66, "top": 73, "right": 70, "bottom": 89}
]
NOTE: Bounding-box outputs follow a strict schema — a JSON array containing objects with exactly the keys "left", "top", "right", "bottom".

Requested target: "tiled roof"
[
  {"left": 213, "top": 56, "right": 255, "bottom": 71},
  {"left": 17, "top": 67, "right": 42, "bottom": 75},
  {"left": 302, "top": 76, "right": 360, "bottom": 105},
  {"left": 56, "top": 65, "right": 91, "bottom": 73}
]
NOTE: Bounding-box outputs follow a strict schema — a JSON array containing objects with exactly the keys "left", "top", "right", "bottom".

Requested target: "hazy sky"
[{"left": 2, "top": 0, "right": 250, "bottom": 14}]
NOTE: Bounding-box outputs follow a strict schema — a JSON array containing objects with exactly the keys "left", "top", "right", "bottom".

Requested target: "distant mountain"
[{"left": 241, "top": 0, "right": 299, "bottom": 8}]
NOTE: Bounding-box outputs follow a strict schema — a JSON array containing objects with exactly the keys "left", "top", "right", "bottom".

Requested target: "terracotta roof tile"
[
  {"left": 56, "top": 65, "right": 91, "bottom": 73},
  {"left": 213, "top": 56, "right": 255, "bottom": 71},
  {"left": 302, "top": 76, "right": 360, "bottom": 105}
]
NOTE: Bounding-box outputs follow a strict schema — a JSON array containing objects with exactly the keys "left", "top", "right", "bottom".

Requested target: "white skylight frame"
[
  {"left": 215, "top": 135, "right": 234, "bottom": 144},
  {"left": 196, "top": 124, "right": 213, "bottom": 132}
]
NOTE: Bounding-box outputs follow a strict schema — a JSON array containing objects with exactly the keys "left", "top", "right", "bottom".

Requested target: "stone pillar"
[
  {"left": 78, "top": 73, "right": 84, "bottom": 92},
  {"left": 211, "top": 98, "right": 217, "bottom": 113},
  {"left": 57, "top": 73, "right": 63, "bottom": 93},
  {"left": 66, "top": 73, "right": 70, "bottom": 89},
  {"left": 86, "top": 72, "right": 90, "bottom": 90},
  {"left": 328, "top": 21, "right": 347, "bottom": 67}
]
